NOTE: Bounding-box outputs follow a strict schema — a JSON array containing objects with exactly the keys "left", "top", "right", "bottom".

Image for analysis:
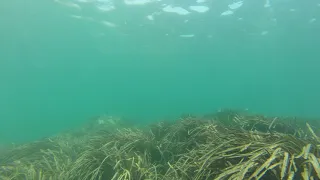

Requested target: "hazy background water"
[{"left": 0, "top": 0, "right": 320, "bottom": 145}]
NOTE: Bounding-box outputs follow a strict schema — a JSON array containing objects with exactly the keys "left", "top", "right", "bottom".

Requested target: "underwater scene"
[{"left": 1, "top": 0, "right": 320, "bottom": 179}]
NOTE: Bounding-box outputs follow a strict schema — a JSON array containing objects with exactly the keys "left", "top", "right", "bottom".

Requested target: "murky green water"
[{"left": 0, "top": 0, "right": 319, "bottom": 145}]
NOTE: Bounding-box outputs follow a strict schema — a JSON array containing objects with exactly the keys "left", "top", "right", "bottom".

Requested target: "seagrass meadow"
[
  {"left": 0, "top": 110, "right": 319, "bottom": 180},
  {"left": 2, "top": 0, "right": 320, "bottom": 179}
]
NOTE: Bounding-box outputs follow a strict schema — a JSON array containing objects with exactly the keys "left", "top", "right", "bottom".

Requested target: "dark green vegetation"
[{"left": 1, "top": 110, "right": 320, "bottom": 180}]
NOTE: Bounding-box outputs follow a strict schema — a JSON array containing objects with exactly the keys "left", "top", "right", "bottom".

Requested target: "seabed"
[{"left": 0, "top": 109, "right": 320, "bottom": 180}]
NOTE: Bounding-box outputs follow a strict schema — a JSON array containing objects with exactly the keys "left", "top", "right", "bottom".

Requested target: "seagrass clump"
[{"left": 0, "top": 110, "right": 319, "bottom": 180}]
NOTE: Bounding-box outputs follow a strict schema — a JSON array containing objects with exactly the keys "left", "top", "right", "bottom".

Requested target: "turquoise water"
[{"left": 0, "top": 0, "right": 319, "bottom": 144}]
